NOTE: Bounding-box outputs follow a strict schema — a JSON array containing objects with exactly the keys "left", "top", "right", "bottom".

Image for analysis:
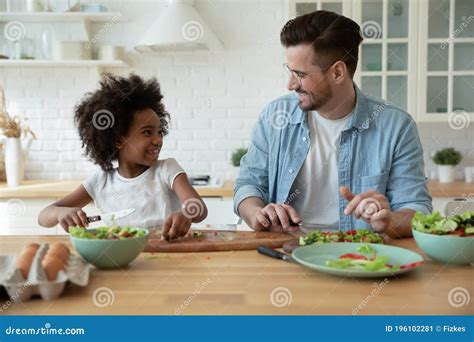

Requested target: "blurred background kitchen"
[{"left": 0, "top": 0, "right": 473, "bottom": 234}]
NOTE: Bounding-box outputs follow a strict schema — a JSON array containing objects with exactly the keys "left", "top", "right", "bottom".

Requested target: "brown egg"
[
  {"left": 15, "top": 253, "right": 34, "bottom": 279},
  {"left": 15, "top": 243, "right": 43, "bottom": 279},
  {"left": 20, "top": 243, "right": 40, "bottom": 257},
  {"left": 42, "top": 257, "right": 65, "bottom": 281},
  {"left": 47, "top": 244, "right": 70, "bottom": 263}
]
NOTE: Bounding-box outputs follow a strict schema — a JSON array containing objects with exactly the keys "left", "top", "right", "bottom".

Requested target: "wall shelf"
[
  {"left": 0, "top": 12, "right": 124, "bottom": 23},
  {"left": 0, "top": 59, "right": 128, "bottom": 68}
]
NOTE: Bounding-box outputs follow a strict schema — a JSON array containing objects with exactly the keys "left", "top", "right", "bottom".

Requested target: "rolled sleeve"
[
  {"left": 387, "top": 118, "right": 433, "bottom": 214},
  {"left": 233, "top": 112, "right": 270, "bottom": 216}
]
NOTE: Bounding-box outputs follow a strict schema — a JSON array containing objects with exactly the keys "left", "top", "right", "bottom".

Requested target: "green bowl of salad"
[
  {"left": 69, "top": 226, "right": 149, "bottom": 269},
  {"left": 412, "top": 211, "right": 474, "bottom": 265}
]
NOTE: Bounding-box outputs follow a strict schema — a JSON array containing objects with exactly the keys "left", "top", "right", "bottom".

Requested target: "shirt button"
[
  {"left": 289, "top": 169, "right": 294, "bottom": 174},
  {"left": 302, "top": 137, "right": 307, "bottom": 142}
]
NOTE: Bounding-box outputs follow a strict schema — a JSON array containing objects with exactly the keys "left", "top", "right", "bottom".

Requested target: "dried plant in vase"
[
  {"left": 0, "top": 85, "right": 36, "bottom": 186},
  {"left": 0, "top": 86, "right": 36, "bottom": 139}
]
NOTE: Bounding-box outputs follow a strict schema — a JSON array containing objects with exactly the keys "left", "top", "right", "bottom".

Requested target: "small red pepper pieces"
[
  {"left": 400, "top": 261, "right": 423, "bottom": 269},
  {"left": 339, "top": 253, "right": 367, "bottom": 260}
]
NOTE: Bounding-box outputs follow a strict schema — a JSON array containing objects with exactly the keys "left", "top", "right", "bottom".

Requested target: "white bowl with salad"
[{"left": 412, "top": 211, "right": 474, "bottom": 265}]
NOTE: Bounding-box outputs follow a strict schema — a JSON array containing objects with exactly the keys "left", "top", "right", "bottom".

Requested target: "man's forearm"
[
  {"left": 237, "top": 197, "right": 265, "bottom": 229},
  {"left": 387, "top": 209, "right": 416, "bottom": 238}
]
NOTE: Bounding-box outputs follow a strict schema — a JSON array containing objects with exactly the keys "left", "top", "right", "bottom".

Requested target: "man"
[{"left": 234, "top": 10, "right": 432, "bottom": 238}]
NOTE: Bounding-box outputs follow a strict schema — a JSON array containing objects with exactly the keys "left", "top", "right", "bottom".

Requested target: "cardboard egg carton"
[{"left": 0, "top": 244, "right": 92, "bottom": 302}]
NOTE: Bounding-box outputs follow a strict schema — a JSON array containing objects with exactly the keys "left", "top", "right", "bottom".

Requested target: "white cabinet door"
[
  {"left": 353, "top": 0, "right": 417, "bottom": 116},
  {"left": 418, "top": 0, "right": 474, "bottom": 123}
]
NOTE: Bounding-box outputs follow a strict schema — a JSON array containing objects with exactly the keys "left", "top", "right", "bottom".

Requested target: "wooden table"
[{"left": 1, "top": 235, "right": 472, "bottom": 315}]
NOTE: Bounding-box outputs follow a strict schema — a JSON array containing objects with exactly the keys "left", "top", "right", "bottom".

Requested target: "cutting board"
[{"left": 144, "top": 230, "right": 295, "bottom": 253}]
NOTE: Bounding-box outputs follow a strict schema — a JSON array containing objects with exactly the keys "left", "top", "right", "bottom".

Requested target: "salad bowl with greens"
[
  {"left": 412, "top": 211, "right": 473, "bottom": 265},
  {"left": 69, "top": 226, "right": 149, "bottom": 269}
]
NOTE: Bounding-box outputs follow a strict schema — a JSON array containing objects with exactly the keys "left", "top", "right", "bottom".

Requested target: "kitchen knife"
[
  {"left": 257, "top": 245, "right": 297, "bottom": 263},
  {"left": 87, "top": 208, "right": 135, "bottom": 223}
]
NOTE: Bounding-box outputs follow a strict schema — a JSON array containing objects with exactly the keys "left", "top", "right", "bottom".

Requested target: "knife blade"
[
  {"left": 257, "top": 245, "right": 297, "bottom": 263},
  {"left": 290, "top": 220, "right": 339, "bottom": 231},
  {"left": 87, "top": 208, "right": 136, "bottom": 223}
]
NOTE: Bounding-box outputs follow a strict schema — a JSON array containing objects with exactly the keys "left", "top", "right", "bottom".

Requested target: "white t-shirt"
[
  {"left": 83, "top": 158, "right": 185, "bottom": 229},
  {"left": 289, "top": 111, "right": 353, "bottom": 229}
]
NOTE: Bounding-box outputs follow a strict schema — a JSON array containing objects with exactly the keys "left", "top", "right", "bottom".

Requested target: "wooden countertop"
[
  {"left": 0, "top": 179, "right": 234, "bottom": 199},
  {"left": 0, "top": 235, "right": 472, "bottom": 315},
  {"left": 427, "top": 181, "right": 474, "bottom": 198},
  {"left": 0, "top": 179, "right": 472, "bottom": 199}
]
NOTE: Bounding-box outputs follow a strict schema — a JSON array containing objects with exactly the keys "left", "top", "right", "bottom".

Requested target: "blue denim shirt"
[{"left": 234, "top": 84, "right": 432, "bottom": 231}]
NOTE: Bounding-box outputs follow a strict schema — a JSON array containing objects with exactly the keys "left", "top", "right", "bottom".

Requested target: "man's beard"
[{"left": 297, "top": 84, "right": 332, "bottom": 111}]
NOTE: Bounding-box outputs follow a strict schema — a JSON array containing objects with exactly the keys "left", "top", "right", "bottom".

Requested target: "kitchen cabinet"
[{"left": 290, "top": 0, "right": 474, "bottom": 122}]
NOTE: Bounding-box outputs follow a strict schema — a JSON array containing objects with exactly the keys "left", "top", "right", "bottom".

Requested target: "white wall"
[{"left": 0, "top": 0, "right": 472, "bottom": 182}]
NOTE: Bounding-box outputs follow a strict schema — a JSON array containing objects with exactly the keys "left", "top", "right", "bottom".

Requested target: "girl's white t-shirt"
[{"left": 83, "top": 158, "right": 185, "bottom": 229}]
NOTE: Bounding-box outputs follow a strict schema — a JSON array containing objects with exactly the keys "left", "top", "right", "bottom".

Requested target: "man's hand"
[
  {"left": 251, "top": 203, "right": 301, "bottom": 232},
  {"left": 339, "top": 186, "right": 416, "bottom": 238},
  {"left": 340, "top": 186, "right": 392, "bottom": 233}
]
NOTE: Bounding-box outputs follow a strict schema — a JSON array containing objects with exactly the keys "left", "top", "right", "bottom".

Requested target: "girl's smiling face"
[{"left": 116, "top": 108, "right": 163, "bottom": 177}]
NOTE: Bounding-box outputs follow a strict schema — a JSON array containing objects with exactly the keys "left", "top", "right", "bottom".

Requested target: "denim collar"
[{"left": 289, "top": 83, "right": 371, "bottom": 132}]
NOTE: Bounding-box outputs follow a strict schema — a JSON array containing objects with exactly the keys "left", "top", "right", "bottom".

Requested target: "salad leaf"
[
  {"left": 299, "top": 229, "right": 383, "bottom": 246},
  {"left": 357, "top": 244, "right": 376, "bottom": 258},
  {"left": 326, "top": 244, "right": 393, "bottom": 271},
  {"left": 412, "top": 212, "right": 458, "bottom": 235},
  {"left": 69, "top": 226, "right": 147, "bottom": 239}
]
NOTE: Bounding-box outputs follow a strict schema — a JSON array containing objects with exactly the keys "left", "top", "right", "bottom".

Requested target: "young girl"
[{"left": 38, "top": 74, "right": 207, "bottom": 240}]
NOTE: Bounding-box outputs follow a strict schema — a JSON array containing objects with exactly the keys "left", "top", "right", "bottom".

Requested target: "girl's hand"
[
  {"left": 57, "top": 207, "right": 89, "bottom": 232},
  {"left": 162, "top": 211, "right": 192, "bottom": 241}
]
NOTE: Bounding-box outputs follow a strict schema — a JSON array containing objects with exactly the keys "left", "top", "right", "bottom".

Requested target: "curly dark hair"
[{"left": 74, "top": 73, "right": 170, "bottom": 171}]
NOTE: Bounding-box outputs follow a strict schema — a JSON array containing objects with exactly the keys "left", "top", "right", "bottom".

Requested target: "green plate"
[{"left": 292, "top": 243, "right": 423, "bottom": 278}]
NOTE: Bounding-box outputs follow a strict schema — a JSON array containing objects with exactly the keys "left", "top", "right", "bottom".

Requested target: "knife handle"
[
  {"left": 87, "top": 215, "right": 101, "bottom": 223},
  {"left": 257, "top": 245, "right": 287, "bottom": 260}
]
